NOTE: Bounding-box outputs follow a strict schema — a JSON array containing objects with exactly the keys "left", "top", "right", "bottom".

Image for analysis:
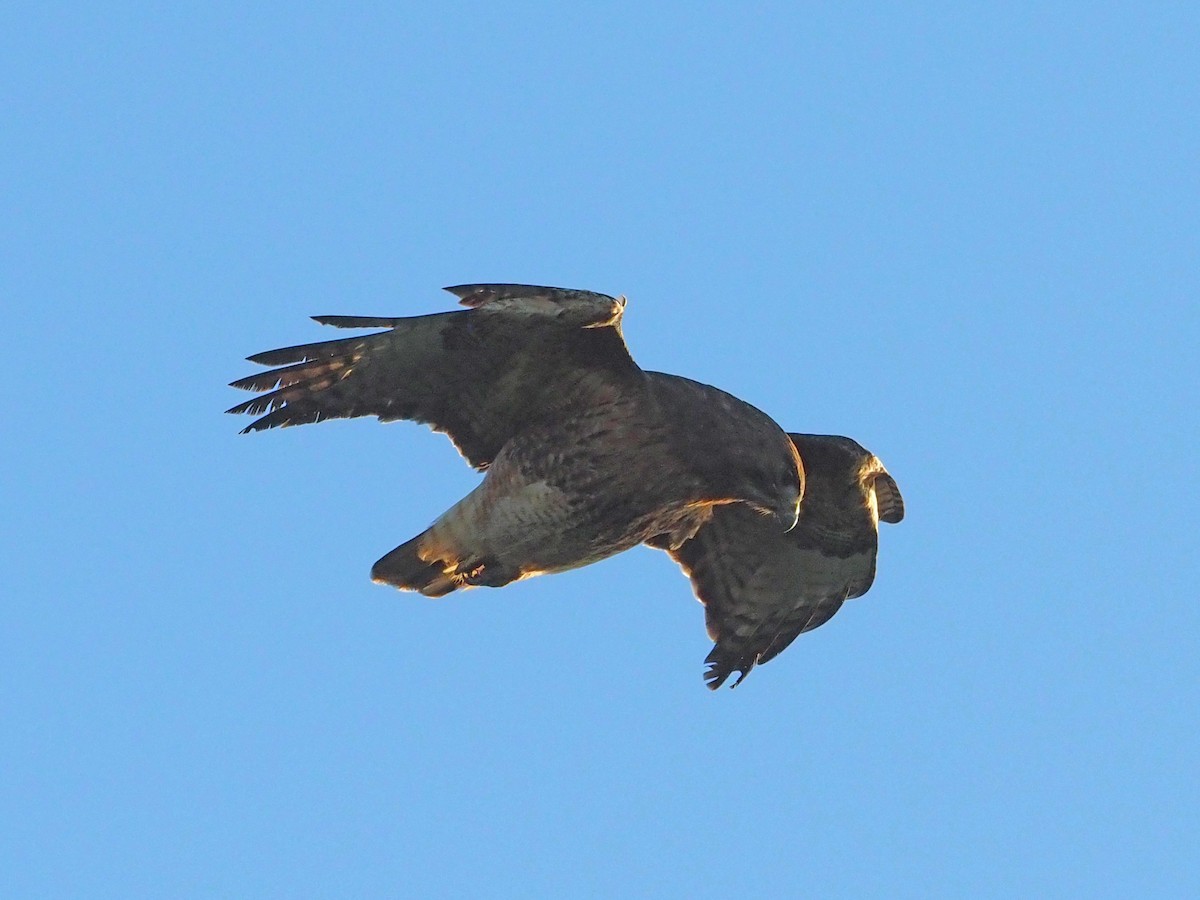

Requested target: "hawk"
[{"left": 228, "top": 284, "right": 903, "bottom": 688}]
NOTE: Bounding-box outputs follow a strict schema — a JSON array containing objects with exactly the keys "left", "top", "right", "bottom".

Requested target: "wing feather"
[
  {"left": 874, "top": 472, "right": 905, "bottom": 523},
  {"left": 228, "top": 285, "right": 640, "bottom": 468},
  {"left": 663, "top": 505, "right": 860, "bottom": 689},
  {"left": 654, "top": 433, "right": 901, "bottom": 689}
]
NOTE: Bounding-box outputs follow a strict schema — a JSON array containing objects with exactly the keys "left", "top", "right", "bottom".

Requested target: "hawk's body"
[
  {"left": 230, "top": 285, "right": 804, "bottom": 599},
  {"left": 373, "top": 371, "right": 803, "bottom": 597},
  {"left": 229, "top": 284, "right": 902, "bottom": 688}
]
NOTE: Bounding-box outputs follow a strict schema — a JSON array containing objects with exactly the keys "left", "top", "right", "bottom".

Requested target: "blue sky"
[{"left": 3, "top": 3, "right": 1196, "bottom": 897}]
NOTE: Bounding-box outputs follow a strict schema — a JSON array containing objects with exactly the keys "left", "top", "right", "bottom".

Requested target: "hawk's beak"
[
  {"left": 773, "top": 494, "right": 801, "bottom": 533},
  {"left": 781, "top": 501, "right": 800, "bottom": 533},
  {"left": 749, "top": 490, "right": 801, "bottom": 532}
]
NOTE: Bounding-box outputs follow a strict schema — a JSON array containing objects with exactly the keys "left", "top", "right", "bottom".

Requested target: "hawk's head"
[{"left": 742, "top": 434, "right": 805, "bottom": 531}]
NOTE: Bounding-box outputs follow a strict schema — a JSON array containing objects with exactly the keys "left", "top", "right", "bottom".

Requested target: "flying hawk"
[{"left": 228, "top": 284, "right": 902, "bottom": 688}]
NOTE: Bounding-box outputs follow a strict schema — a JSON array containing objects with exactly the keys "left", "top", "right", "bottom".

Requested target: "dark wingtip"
[
  {"left": 703, "top": 662, "right": 736, "bottom": 690},
  {"left": 233, "top": 415, "right": 271, "bottom": 434},
  {"left": 245, "top": 345, "right": 322, "bottom": 365},
  {"left": 229, "top": 371, "right": 281, "bottom": 392},
  {"left": 704, "top": 668, "right": 729, "bottom": 690},
  {"left": 703, "top": 646, "right": 757, "bottom": 690}
]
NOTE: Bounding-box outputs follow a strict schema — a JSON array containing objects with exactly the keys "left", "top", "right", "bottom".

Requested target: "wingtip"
[
  {"left": 703, "top": 648, "right": 757, "bottom": 690},
  {"left": 703, "top": 664, "right": 735, "bottom": 691}
]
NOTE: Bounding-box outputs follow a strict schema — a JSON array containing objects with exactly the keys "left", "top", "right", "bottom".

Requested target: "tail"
[{"left": 371, "top": 533, "right": 460, "bottom": 598}]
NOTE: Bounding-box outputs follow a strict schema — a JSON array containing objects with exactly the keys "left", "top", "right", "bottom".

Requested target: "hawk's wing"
[
  {"left": 651, "top": 434, "right": 904, "bottom": 689},
  {"left": 227, "top": 284, "right": 638, "bottom": 469}
]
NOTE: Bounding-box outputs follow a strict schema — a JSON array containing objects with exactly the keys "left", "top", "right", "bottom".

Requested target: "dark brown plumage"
[
  {"left": 650, "top": 433, "right": 904, "bottom": 688},
  {"left": 228, "top": 284, "right": 904, "bottom": 689},
  {"left": 229, "top": 284, "right": 803, "bottom": 600}
]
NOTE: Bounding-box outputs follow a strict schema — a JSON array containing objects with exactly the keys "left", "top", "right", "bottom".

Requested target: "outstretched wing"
[
  {"left": 227, "top": 284, "right": 640, "bottom": 469},
  {"left": 653, "top": 505, "right": 861, "bottom": 689},
  {"left": 652, "top": 433, "right": 904, "bottom": 689}
]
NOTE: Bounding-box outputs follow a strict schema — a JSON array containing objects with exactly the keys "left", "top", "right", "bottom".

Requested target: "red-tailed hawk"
[
  {"left": 228, "top": 284, "right": 903, "bottom": 689},
  {"left": 648, "top": 433, "right": 904, "bottom": 688}
]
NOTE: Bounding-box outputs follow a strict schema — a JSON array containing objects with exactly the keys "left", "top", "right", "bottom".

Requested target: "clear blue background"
[{"left": 3, "top": 3, "right": 1196, "bottom": 897}]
